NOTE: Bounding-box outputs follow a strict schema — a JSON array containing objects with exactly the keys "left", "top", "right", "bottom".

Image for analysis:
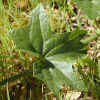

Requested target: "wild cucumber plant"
[{"left": 4, "top": 4, "right": 88, "bottom": 98}]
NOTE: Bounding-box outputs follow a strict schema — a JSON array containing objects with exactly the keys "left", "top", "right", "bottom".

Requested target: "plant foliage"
[
  {"left": 8, "top": 4, "right": 88, "bottom": 96},
  {"left": 73, "top": 0, "right": 100, "bottom": 19}
]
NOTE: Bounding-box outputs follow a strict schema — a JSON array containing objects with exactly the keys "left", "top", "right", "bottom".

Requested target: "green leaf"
[
  {"left": 43, "top": 33, "right": 69, "bottom": 55},
  {"left": 30, "top": 4, "right": 52, "bottom": 54},
  {"left": 35, "top": 53, "right": 87, "bottom": 96},
  {"left": 39, "top": 4, "right": 52, "bottom": 41},
  {"left": 9, "top": 25, "right": 34, "bottom": 51},
  {"left": 45, "top": 29, "right": 87, "bottom": 57},
  {"left": 47, "top": 53, "right": 87, "bottom": 91},
  {"left": 68, "top": 29, "right": 86, "bottom": 41},
  {"left": 73, "top": 0, "right": 100, "bottom": 19},
  {"left": 29, "top": 4, "right": 43, "bottom": 54}
]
